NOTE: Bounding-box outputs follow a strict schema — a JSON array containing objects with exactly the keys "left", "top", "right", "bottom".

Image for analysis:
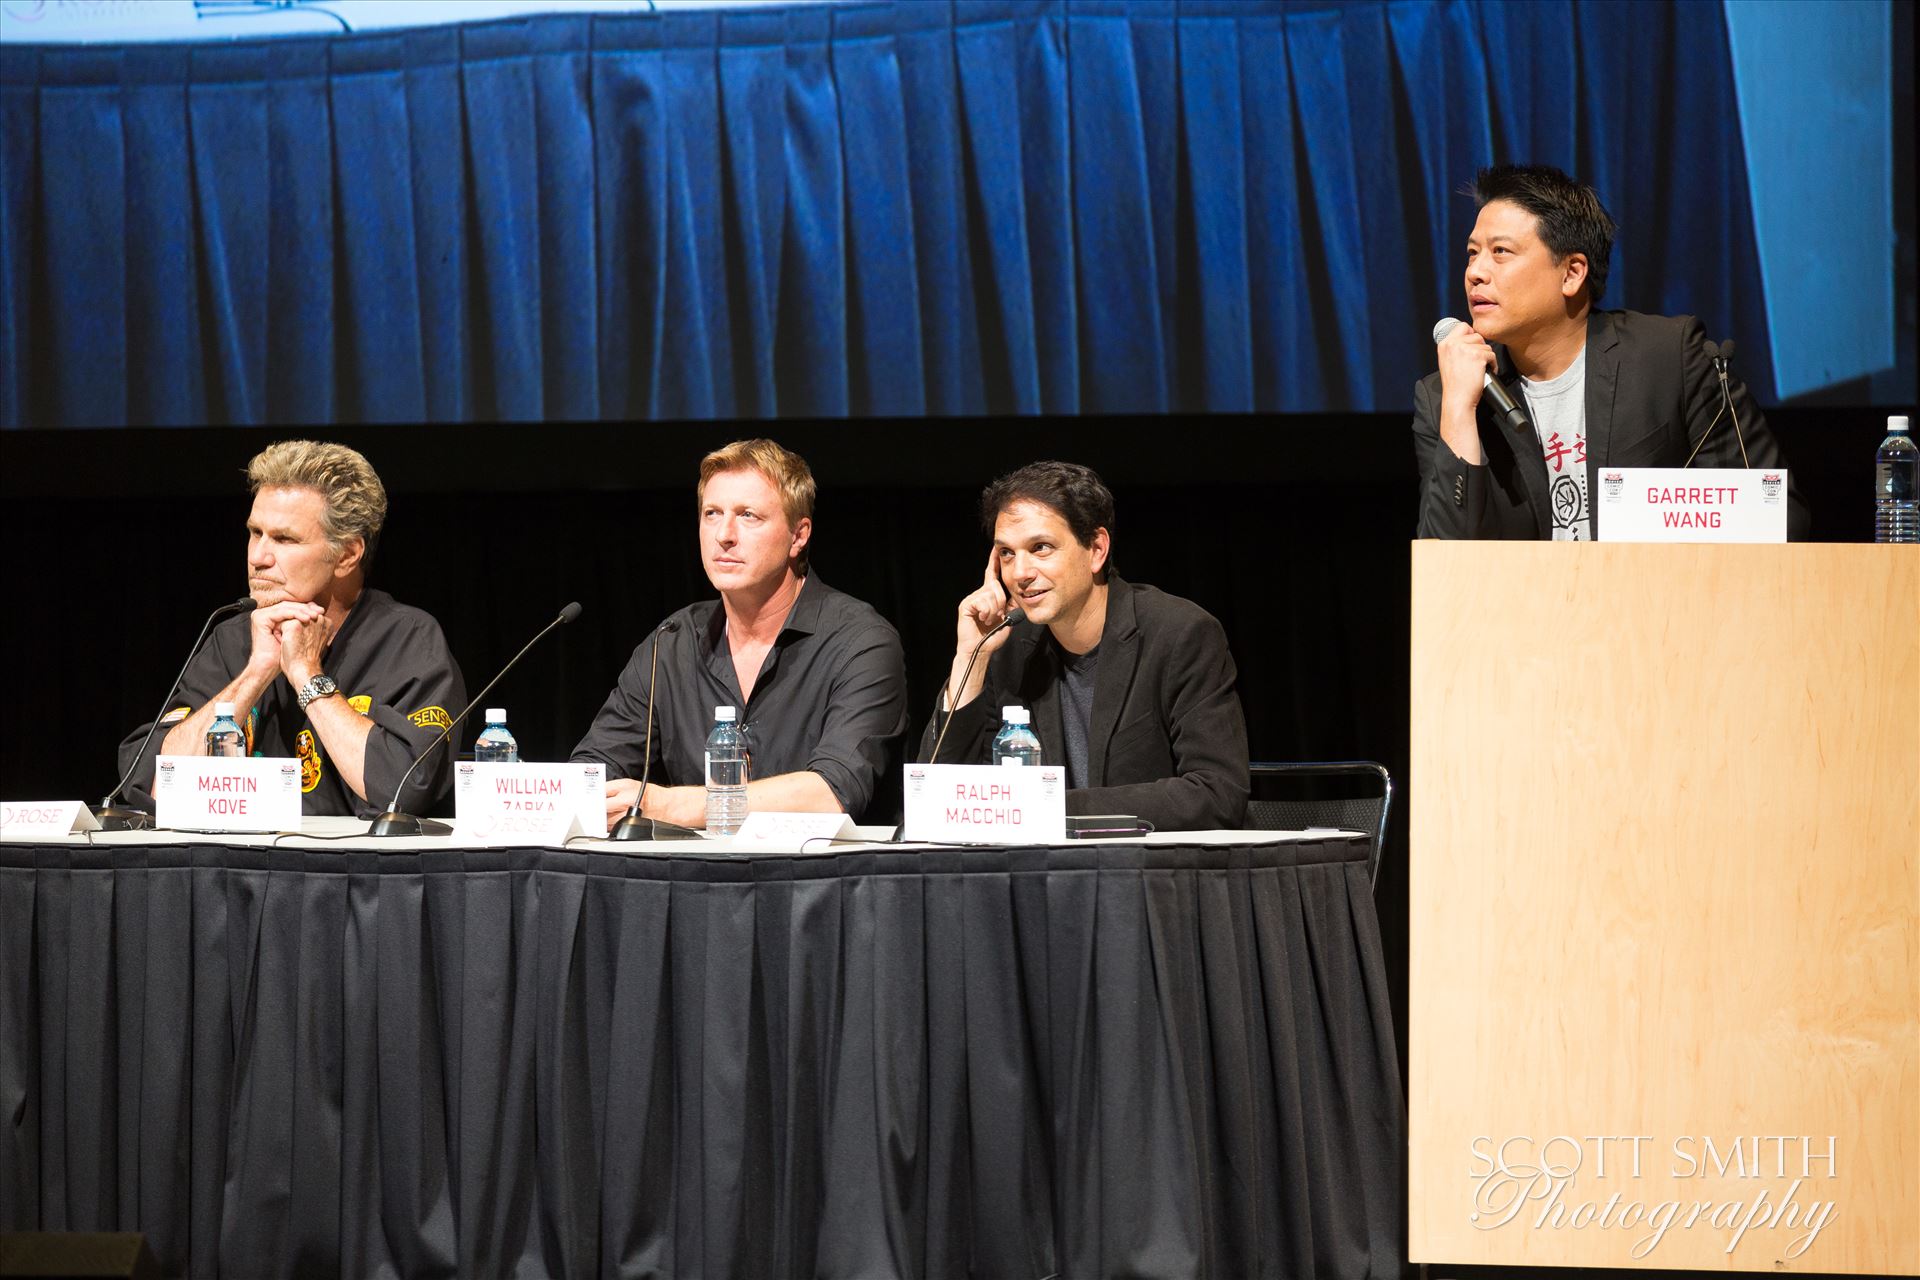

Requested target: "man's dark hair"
[
  {"left": 980, "top": 461, "right": 1115, "bottom": 584},
  {"left": 1471, "top": 164, "right": 1617, "bottom": 304}
]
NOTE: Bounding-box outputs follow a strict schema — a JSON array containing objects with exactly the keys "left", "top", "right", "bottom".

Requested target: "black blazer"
[
  {"left": 1412, "top": 309, "right": 1810, "bottom": 540},
  {"left": 918, "top": 575, "right": 1250, "bottom": 832}
]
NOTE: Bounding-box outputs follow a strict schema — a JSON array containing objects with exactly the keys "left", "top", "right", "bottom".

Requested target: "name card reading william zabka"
[
  {"left": 902, "top": 763, "right": 1067, "bottom": 844},
  {"left": 1596, "top": 468, "right": 1788, "bottom": 543},
  {"left": 154, "top": 755, "right": 304, "bottom": 832},
  {"left": 454, "top": 762, "right": 607, "bottom": 845}
]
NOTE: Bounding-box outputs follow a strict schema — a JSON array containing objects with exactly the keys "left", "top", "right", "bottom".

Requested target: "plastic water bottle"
[
  {"left": 474, "top": 708, "right": 519, "bottom": 763},
  {"left": 1875, "top": 415, "right": 1917, "bottom": 543},
  {"left": 206, "top": 701, "right": 246, "bottom": 758},
  {"left": 705, "top": 705, "right": 749, "bottom": 834},
  {"left": 992, "top": 706, "right": 1042, "bottom": 767}
]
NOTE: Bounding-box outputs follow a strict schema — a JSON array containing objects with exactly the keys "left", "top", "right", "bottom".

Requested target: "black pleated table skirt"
[{"left": 1, "top": 833, "right": 1404, "bottom": 1278}]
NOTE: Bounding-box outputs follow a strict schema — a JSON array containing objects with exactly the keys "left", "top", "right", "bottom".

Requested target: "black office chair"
[{"left": 1245, "top": 761, "right": 1393, "bottom": 891}]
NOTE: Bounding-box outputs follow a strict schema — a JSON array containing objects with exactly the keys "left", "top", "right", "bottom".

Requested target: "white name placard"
[
  {"left": 729, "top": 811, "right": 860, "bottom": 853},
  {"left": 154, "top": 756, "right": 303, "bottom": 832},
  {"left": 0, "top": 801, "right": 101, "bottom": 839},
  {"left": 454, "top": 762, "right": 607, "bottom": 845},
  {"left": 902, "top": 763, "right": 1067, "bottom": 844},
  {"left": 1595, "top": 468, "right": 1789, "bottom": 543}
]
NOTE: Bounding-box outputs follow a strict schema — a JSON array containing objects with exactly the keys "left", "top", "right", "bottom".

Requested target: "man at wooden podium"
[{"left": 1412, "top": 163, "right": 1809, "bottom": 541}]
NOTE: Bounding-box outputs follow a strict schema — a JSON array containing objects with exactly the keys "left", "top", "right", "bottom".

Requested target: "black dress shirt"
[{"left": 570, "top": 574, "right": 909, "bottom": 824}]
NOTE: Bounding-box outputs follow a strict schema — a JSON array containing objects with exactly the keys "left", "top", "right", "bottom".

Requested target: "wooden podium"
[{"left": 1408, "top": 543, "right": 1918, "bottom": 1274}]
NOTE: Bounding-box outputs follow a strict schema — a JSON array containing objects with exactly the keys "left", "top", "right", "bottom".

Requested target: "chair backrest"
[{"left": 1246, "top": 761, "right": 1393, "bottom": 890}]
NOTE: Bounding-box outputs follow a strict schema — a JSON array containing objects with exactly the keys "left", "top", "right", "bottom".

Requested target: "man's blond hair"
[
  {"left": 697, "top": 438, "right": 816, "bottom": 571},
  {"left": 246, "top": 440, "right": 387, "bottom": 559}
]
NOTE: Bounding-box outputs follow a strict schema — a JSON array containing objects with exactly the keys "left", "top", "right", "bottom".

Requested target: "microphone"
[
  {"left": 1684, "top": 339, "right": 1750, "bottom": 468},
  {"left": 609, "top": 618, "right": 701, "bottom": 842},
  {"left": 928, "top": 606, "right": 1023, "bottom": 764},
  {"left": 1433, "top": 317, "right": 1529, "bottom": 433},
  {"left": 368, "top": 601, "right": 583, "bottom": 838},
  {"left": 97, "top": 595, "right": 256, "bottom": 830}
]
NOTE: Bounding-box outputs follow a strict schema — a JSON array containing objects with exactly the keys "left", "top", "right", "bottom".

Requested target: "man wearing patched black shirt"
[
  {"left": 571, "top": 439, "right": 909, "bottom": 828},
  {"left": 116, "top": 440, "right": 467, "bottom": 817}
]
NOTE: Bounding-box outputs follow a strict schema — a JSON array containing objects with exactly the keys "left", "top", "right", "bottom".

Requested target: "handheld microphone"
[
  {"left": 928, "top": 606, "right": 1023, "bottom": 765},
  {"left": 609, "top": 618, "right": 701, "bottom": 842},
  {"left": 96, "top": 595, "right": 256, "bottom": 830},
  {"left": 368, "top": 601, "right": 582, "bottom": 838},
  {"left": 1433, "top": 317, "right": 1530, "bottom": 433}
]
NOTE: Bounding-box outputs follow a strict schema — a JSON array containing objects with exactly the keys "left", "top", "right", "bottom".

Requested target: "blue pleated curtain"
[{"left": 0, "top": 0, "right": 1774, "bottom": 428}]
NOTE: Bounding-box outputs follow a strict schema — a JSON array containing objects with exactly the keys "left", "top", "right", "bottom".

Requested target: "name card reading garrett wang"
[
  {"left": 902, "top": 763, "right": 1067, "bottom": 844},
  {"left": 454, "top": 762, "right": 607, "bottom": 845},
  {"left": 154, "top": 755, "right": 303, "bottom": 832},
  {"left": 1596, "top": 468, "right": 1789, "bottom": 543},
  {"left": 0, "top": 801, "right": 101, "bottom": 839}
]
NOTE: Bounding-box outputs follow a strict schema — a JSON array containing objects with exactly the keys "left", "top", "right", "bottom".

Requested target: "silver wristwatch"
[{"left": 296, "top": 673, "right": 340, "bottom": 712}]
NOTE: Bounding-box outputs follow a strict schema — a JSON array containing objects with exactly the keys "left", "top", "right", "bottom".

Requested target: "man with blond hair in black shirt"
[{"left": 572, "top": 438, "right": 909, "bottom": 827}]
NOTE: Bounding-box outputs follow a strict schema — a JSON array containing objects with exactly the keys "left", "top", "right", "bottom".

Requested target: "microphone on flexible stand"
[
  {"left": 609, "top": 618, "right": 701, "bottom": 842},
  {"left": 1433, "top": 317, "right": 1530, "bottom": 433},
  {"left": 1683, "top": 339, "right": 1750, "bottom": 468},
  {"left": 97, "top": 595, "right": 256, "bottom": 831},
  {"left": 368, "top": 601, "right": 583, "bottom": 838},
  {"left": 928, "top": 606, "right": 1023, "bottom": 764}
]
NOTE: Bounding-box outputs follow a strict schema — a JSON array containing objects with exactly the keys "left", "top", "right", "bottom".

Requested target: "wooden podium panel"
[{"left": 1409, "top": 543, "right": 1918, "bottom": 1274}]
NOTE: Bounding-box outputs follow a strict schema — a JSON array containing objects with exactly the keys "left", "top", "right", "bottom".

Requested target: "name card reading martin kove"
[
  {"left": 454, "top": 761, "right": 607, "bottom": 845},
  {"left": 1596, "top": 468, "right": 1789, "bottom": 543},
  {"left": 902, "top": 763, "right": 1067, "bottom": 844},
  {"left": 154, "top": 755, "right": 303, "bottom": 832}
]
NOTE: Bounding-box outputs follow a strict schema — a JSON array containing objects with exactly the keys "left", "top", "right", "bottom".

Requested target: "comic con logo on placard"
[
  {"left": 1602, "top": 471, "right": 1625, "bottom": 500},
  {"left": 1760, "top": 473, "right": 1783, "bottom": 504}
]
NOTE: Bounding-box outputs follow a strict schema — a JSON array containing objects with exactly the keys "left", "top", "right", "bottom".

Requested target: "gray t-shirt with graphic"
[{"left": 1521, "top": 345, "right": 1589, "bottom": 540}]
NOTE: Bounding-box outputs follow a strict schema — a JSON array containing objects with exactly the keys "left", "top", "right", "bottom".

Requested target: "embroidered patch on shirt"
[
  {"left": 348, "top": 695, "right": 372, "bottom": 715},
  {"left": 297, "top": 729, "right": 324, "bottom": 793},
  {"left": 159, "top": 706, "right": 191, "bottom": 725},
  {"left": 408, "top": 705, "right": 452, "bottom": 731}
]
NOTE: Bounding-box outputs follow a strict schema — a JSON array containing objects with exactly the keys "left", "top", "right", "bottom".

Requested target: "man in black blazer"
[
  {"left": 918, "top": 461, "right": 1249, "bottom": 831},
  {"left": 1413, "top": 164, "right": 1808, "bottom": 540}
]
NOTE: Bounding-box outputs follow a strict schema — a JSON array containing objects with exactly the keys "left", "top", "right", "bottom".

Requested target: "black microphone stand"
[
  {"left": 928, "top": 609, "right": 1020, "bottom": 764},
  {"left": 95, "top": 596, "right": 255, "bottom": 831},
  {"left": 609, "top": 620, "right": 701, "bottom": 841},
  {"left": 368, "top": 602, "right": 582, "bottom": 838}
]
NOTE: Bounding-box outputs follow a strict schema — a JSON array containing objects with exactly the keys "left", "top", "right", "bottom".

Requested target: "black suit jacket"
[
  {"left": 1412, "top": 309, "right": 1810, "bottom": 539},
  {"left": 918, "top": 575, "right": 1250, "bottom": 832}
]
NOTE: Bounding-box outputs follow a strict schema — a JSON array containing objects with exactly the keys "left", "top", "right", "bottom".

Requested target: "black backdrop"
[{"left": 0, "top": 407, "right": 1883, "bottom": 1077}]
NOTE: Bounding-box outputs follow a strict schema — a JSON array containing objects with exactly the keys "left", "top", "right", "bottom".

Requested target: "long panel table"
[{"left": 1, "top": 825, "right": 1404, "bottom": 1279}]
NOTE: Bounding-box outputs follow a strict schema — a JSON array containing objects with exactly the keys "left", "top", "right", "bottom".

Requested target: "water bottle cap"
[
  {"left": 214, "top": 701, "right": 236, "bottom": 717},
  {"left": 715, "top": 705, "right": 737, "bottom": 721},
  {"left": 1001, "top": 706, "right": 1030, "bottom": 724},
  {"left": 484, "top": 708, "right": 507, "bottom": 723},
  {"left": 1890, "top": 415, "right": 1910, "bottom": 433}
]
